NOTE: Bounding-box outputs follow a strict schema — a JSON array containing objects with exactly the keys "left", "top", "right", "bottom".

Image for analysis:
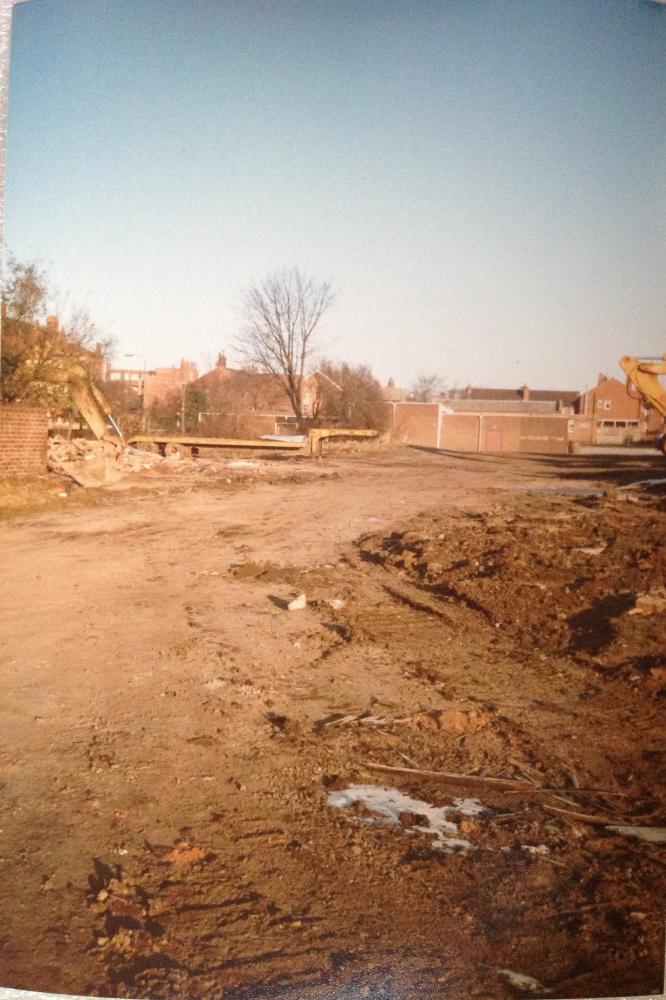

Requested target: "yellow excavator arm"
[
  {"left": 620, "top": 353, "right": 666, "bottom": 454},
  {"left": 52, "top": 359, "right": 124, "bottom": 446},
  {"left": 620, "top": 354, "right": 666, "bottom": 417}
]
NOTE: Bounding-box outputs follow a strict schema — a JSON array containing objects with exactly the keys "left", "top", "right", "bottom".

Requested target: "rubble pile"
[{"left": 47, "top": 436, "right": 190, "bottom": 487}]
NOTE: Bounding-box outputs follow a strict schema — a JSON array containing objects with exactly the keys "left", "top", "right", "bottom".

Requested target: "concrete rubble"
[{"left": 47, "top": 436, "right": 196, "bottom": 488}]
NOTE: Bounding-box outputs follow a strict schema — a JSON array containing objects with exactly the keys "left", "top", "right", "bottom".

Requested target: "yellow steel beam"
[
  {"left": 127, "top": 434, "right": 304, "bottom": 451},
  {"left": 127, "top": 428, "right": 379, "bottom": 457}
]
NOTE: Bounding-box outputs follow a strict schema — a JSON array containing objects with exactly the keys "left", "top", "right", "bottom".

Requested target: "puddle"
[
  {"left": 618, "top": 478, "right": 666, "bottom": 490},
  {"left": 328, "top": 783, "right": 485, "bottom": 853}
]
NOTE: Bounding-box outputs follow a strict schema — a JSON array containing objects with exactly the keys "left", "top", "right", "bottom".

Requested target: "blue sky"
[{"left": 5, "top": 0, "right": 666, "bottom": 390}]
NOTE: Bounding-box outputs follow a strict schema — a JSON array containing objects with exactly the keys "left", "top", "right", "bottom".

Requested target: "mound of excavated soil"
[{"left": 358, "top": 489, "right": 666, "bottom": 670}]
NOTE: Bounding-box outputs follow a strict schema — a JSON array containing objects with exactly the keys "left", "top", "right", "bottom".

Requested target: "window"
[{"left": 603, "top": 400, "right": 611, "bottom": 411}]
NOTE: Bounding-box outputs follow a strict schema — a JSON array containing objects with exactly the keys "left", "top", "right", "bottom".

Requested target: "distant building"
[
  {"left": 385, "top": 374, "right": 660, "bottom": 451},
  {"left": 142, "top": 361, "right": 199, "bottom": 411},
  {"left": 573, "top": 373, "right": 651, "bottom": 445},
  {"left": 381, "top": 378, "right": 407, "bottom": 403},
  {"left": 193, "top": 354, "right": 341, "bottom": 436},
  {"left": 444, "top": 384, "right": 579, "bottom": 414},
  {"left": 106, "top": 366, "right": 150, "bottom": 395},
  {"left": 106, "top": 359, "right": 199, "bottom": 410}
]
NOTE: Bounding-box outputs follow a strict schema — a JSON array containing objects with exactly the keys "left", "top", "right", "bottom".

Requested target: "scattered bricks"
[
  {"left": 47, "top": 436, "right": 206, "bottom": 486},
  {"left": 0, "top": 406, "right": 49, "bottom": 476}
]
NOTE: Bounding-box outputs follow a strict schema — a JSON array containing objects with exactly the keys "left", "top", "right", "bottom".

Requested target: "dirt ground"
[{"left": 0, "top": 445, "right": 665, "bottom": 1000}]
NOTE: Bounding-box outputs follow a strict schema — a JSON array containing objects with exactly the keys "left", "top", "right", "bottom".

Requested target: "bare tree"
[
  {"left": 409, "top": 372, "right": 444, "bottom": 403},
  {"left": 236, "top": 267, "right": 335, "bottom": 428}
]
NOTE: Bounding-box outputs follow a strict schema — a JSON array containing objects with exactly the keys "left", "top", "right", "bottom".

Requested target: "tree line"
[{"left": 1, "top": 259, "right": 445, "bottom": 433}]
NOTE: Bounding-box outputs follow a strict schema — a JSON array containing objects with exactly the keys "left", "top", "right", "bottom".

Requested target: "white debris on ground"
[
  {"left": 606, "top": 825, "right": 666, "bottom": 844},
  {"left": 496, "top": 968, "right": 551, "bottom": 994},
  {"left": 47, "top": 436, "right": 203, "bottom": 488},
  {"left": 328, "top": 783, "right": 485, "bottom": 853}
]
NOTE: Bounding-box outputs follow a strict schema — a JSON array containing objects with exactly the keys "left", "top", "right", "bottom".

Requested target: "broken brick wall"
[{"left": 0, "top": 405, "right": 49, "bottom": 476}]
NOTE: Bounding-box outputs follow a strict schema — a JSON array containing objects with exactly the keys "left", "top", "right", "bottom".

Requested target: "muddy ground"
[{"left": 0, "top": 445, "right": 665, "bottom": 1000}]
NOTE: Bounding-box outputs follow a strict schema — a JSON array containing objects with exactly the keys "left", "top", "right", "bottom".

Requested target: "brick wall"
[
  {"left": 391, "top": 402, "right": 441, "bottom": 447},
  {"left": 513, "top": 414, "right": 569, "bottom": 453},
  {"left": 570, "top": 416, "right": 594, "bottom": 445},
  {"left": 388, "top": 404, "right": 569, "bottom": 454},
  {"left": 440, "top": 413, "right": 481, "bottom": 451},
  {"left": 0, "top": 405, "right": 49, "bottom": 476}
]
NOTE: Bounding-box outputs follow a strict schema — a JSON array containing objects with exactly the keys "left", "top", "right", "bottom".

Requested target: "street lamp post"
[
  {"left": 124, "top": 352, "right": 147, "bottom": 372},
  {"left": 123, "top": 353, "right": 148, "bottom": 432}
]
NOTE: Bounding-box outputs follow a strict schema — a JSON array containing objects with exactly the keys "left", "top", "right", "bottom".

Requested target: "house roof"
[
  {"left": 447, "top": 398, "right": 560, "bottom": 414},
  {"left": 578, "top": 376, "right": 624, "bottom": 397},
  {"left": 463, "top": 387, "right": 579, "bottom": 404},
  {"left": 195, "top": 364, "right": 340, "bottom": 416}
]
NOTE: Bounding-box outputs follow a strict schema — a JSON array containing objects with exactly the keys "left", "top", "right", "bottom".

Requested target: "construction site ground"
[{"left": 0, "top": 444, "right": 665, "bottom": 1000}]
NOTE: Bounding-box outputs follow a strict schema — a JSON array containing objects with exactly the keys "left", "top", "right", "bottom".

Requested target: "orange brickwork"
[{"left": 0, "top": 406, "right": 49, "bottom": 476}]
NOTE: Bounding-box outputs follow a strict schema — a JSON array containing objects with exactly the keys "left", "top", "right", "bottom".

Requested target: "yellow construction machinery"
[
  {"left": 619, "top": 353, "right": 666, "bottom": 454},
  {"left": 58, "top": 359, "right": 377, "bottom": 459},
  {"left": 54, "top": 359, "right": 125, "bottom": 447},
  {"left": 126, "top": 426, "right": 377, "bottom": 458}
]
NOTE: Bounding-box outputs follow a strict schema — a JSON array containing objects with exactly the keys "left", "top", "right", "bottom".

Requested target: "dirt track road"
[{"left": 1, "top": 447, "right": 665, "bottom": 999}]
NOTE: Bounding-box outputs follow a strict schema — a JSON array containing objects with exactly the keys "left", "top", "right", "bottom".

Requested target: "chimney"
[
  {"left": 217, "top": 352, "right": 227, "bottom": 369},
  {"left": 387, "top": 377, "right": 394, "bottom": 388},
  {"left": 46, "top": 315, "right": 58, "bottom": 333},
  {"left": 598, "top": 373, "right": 607, "bottom": 383},
  {"left": 521, "top": 384, "right": 530, "bottom": 401}
]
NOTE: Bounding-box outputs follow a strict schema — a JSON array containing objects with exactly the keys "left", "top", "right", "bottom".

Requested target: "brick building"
[
  {"left": 194, "top": 354, "right": 339, "bottom": 435},
  {"left": 445, "top": 384, "right": 579, "bottom": 413},
  {"left": 572, "top": 374, "right": 654, "bottom": 445},
  {"left": 106, "top": 359, "right": 199, "bottom": 412},
  {"left": 386, "top": 375, "right": 662, "bottom": 451},
  {"left": 381, "top": 378, "right": 407, "bottom": 403}
]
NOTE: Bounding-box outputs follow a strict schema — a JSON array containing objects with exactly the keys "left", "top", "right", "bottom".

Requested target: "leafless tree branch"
[{"left": 235, "top": 268, "right": 335, "bottom": 427}]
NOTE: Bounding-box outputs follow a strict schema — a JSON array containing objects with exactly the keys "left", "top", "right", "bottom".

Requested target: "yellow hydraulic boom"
[
  {"left": 620, "top": 353, "right": 666, "bottom": 454},
  {"left": 53, "top": 360, "right": 125, "bottom": 446}
]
